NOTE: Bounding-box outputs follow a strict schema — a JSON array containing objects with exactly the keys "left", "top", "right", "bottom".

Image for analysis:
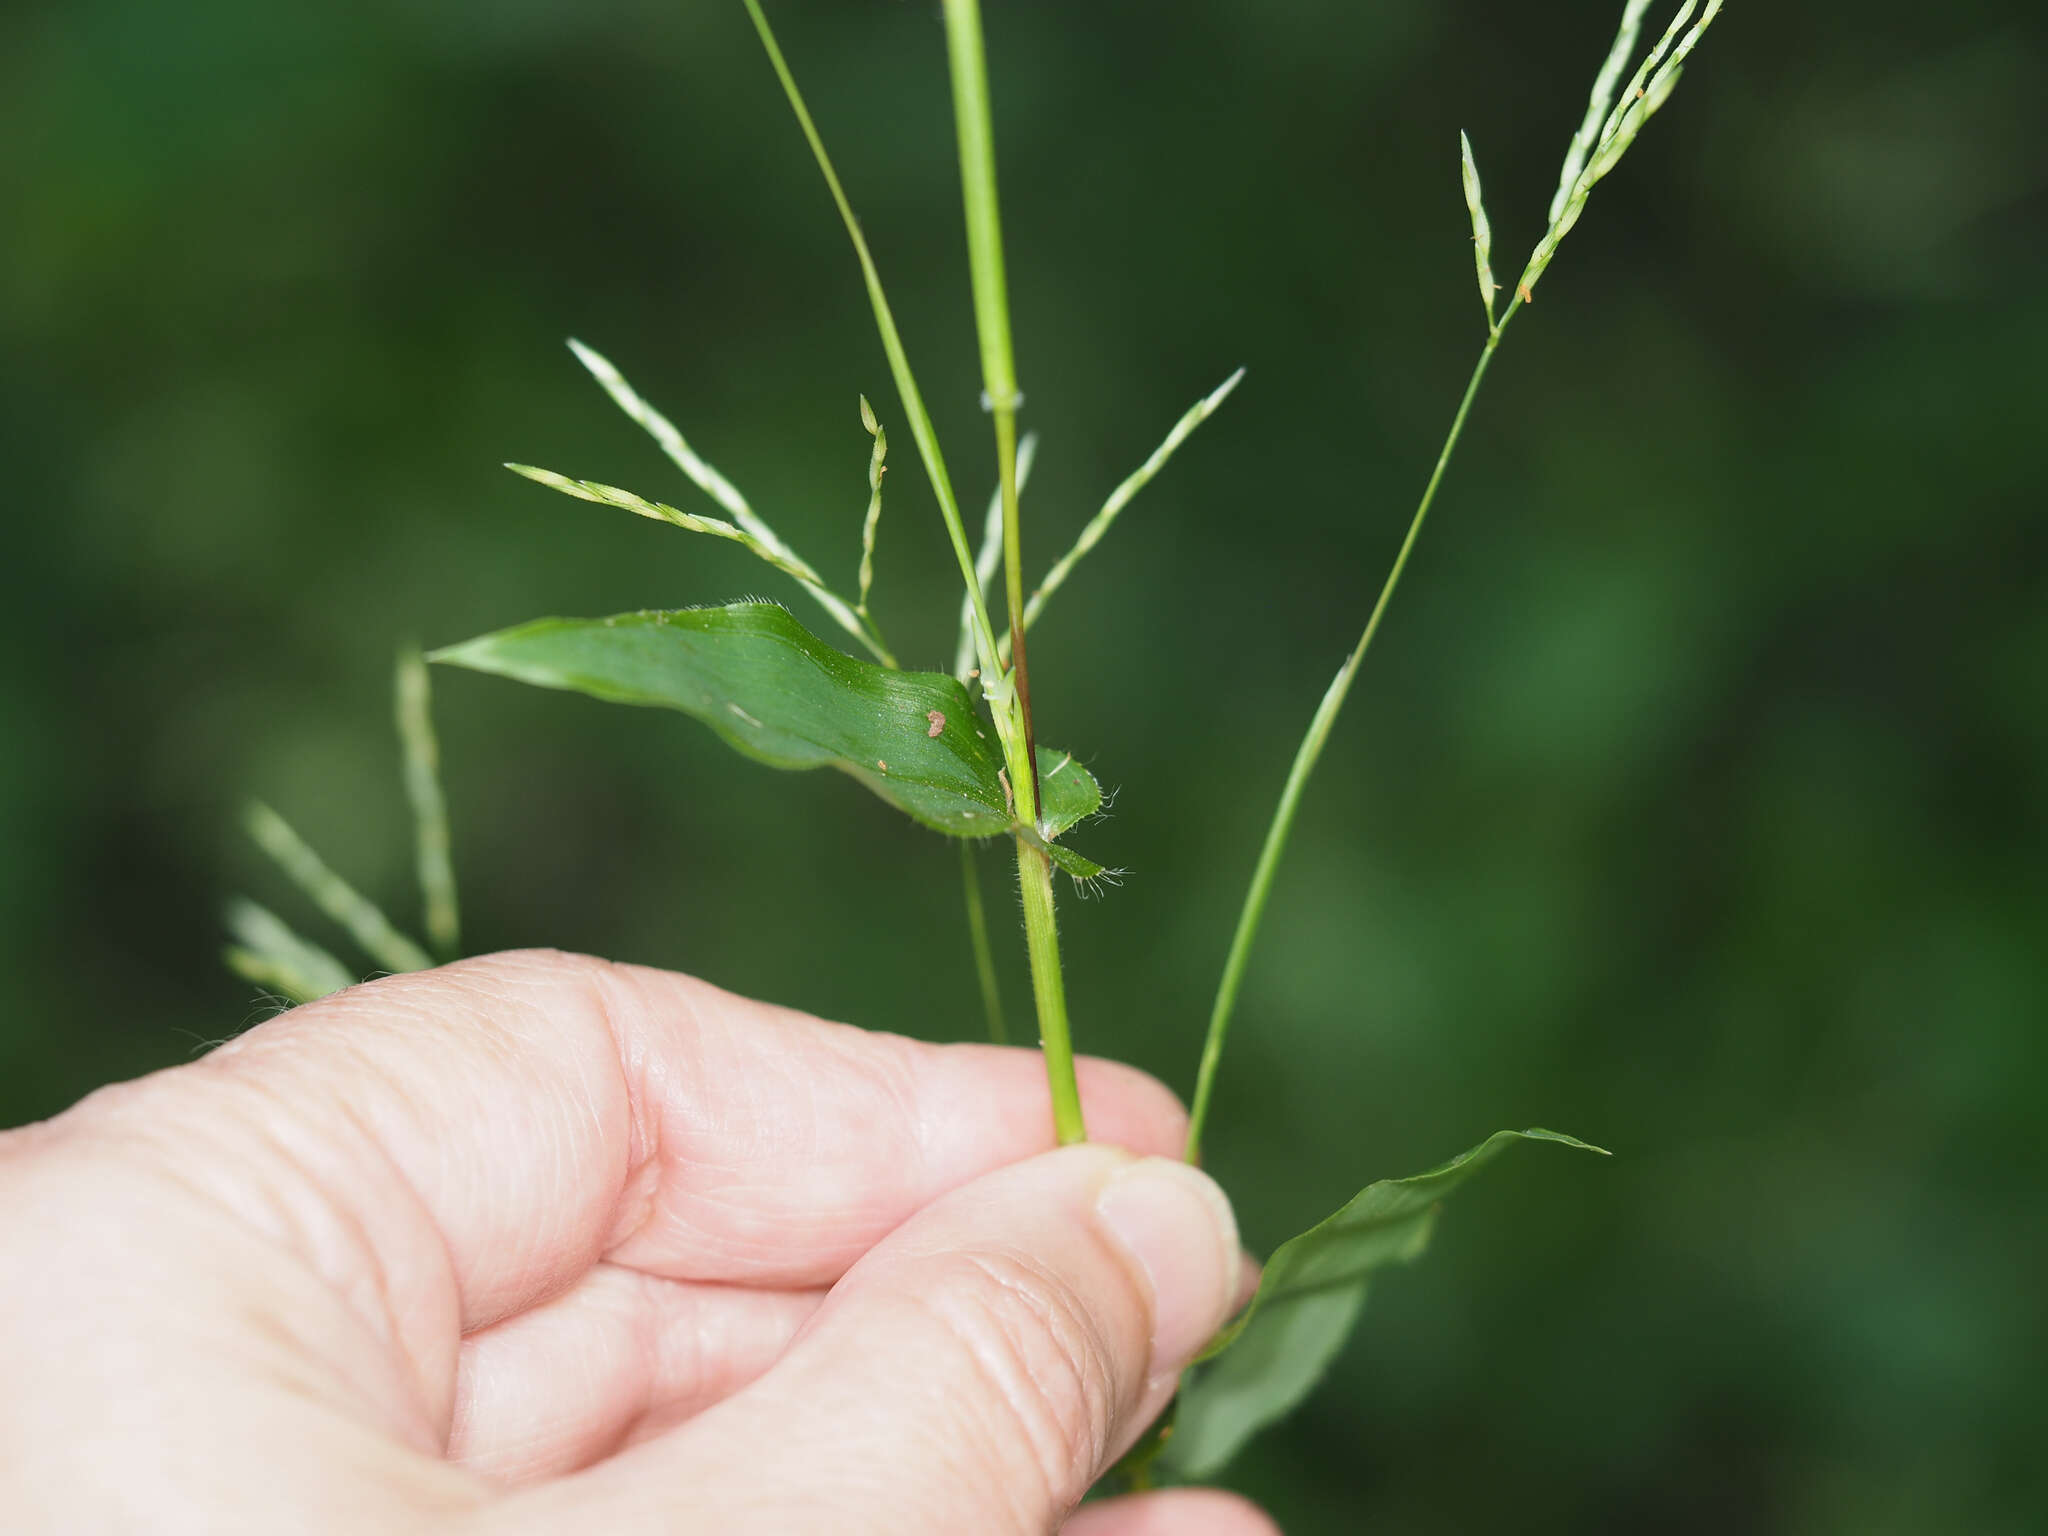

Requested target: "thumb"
[{"left": 508, "top": 1144, "right": 1241, "bottom": 1535}]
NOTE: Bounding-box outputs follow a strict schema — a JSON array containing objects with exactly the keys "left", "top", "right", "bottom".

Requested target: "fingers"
[
  {"left": 497, "top": 1146, "right": 1242, "bottom": 1535},
  {"left": 449, "top": 1266, "right": 822, "bottom": 1482},
  {"left": 1063, "top": 1490, "right": 1282, "bottom": 1536},
  {"left": 60, "top": 951, "right": 1187, "bottom": 1344}
]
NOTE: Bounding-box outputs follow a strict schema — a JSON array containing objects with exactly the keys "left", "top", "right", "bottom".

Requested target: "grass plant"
[{"left": 226, "top": 0, "right": 1725, "bottom": 1492}]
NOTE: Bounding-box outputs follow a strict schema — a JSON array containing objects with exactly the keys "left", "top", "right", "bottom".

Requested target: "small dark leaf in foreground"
[{"left": 1165, "top": 1128, "right": 1609, "bottom": 1479}]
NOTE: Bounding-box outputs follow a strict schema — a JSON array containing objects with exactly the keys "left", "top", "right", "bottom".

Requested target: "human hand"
[{"left": 0, "top": 950, "right": 1274, "bottom": 1534}]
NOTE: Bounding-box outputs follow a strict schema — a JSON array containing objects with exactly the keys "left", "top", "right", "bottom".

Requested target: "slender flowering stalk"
[
  {"left": 566, "top": 338, "right": 895, "bottom": 666},
  {"left": 506, "top": 466, "right": 825, "bottom": 587},
  {"left": 1186, "top": 0, "right": 1723, "bottom": 1161},
  {"left": 395, "top": 648, "right": 460, "bottom": 959},
  {"left": 223, "top": 898, "right": 353, "bottom": 1005},
  {"left": 999, "top": 369, "right": 1244, "bottom": 660},
  {"left": 1188, "top": 299, "right": 1521, "bottom": 1161},
  {"left": 242, "top": 802, "right": 433, "bottom": 977},
  {"left": 741, "top": 0, "right": 1006, "bottom": 693}
]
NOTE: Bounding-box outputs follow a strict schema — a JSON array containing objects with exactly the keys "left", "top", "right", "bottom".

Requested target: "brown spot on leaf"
[{"left": 926, "top": 710, "right": 945, "bottom": 738}]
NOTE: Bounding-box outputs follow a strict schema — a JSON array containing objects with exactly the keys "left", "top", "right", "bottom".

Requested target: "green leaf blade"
[
  {"left": 1242, "top": 1128, "right": 1603, "bottom": 1309},
  {"left": 1032, "top": 745, "right": 1101, "bottom": 842},
  {"left": 434, "top": 602, "right": 1101, "bottom": 843},
  {"left": 1165, "top": 1128, "right": 1607, "bottom": 1480}
]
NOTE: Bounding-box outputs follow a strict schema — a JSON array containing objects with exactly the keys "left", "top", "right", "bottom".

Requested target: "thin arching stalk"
[
  {"left": 1185, "top": 300, "right": 1522, "bottom": 1162},
  {"left": 1183, "top": 0, "right": 1720, "bottom": 1163},
  {"left": 741, "top": 0, "right": 1003, "bottom": 685},
  {"left": 960, "top": 841, "right": 1008, "bottom": 1045}
]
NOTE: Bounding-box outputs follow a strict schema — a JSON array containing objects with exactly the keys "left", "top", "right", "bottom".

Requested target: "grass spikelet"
[
  {"left": 1186, "top": 0, "right": 1727, "bottom": 1161},
  {"left": 394, "top": 648, "right": 460, "bottom": 959},
  {"left": 223, "top": 897, "right": 355, "bottom": 1004},
  {"left": 1599, "top": 0, "right": 1698, "bottom": 152},
  {"left": 1550, "top": 0, "right": 1655, "bottom": 224},
  {"left": 242, "top": 802, "right": 433, "bottom": 976},
  {"left": 569, "top": 339, "right": 755, "bottom": 527},
  {"left": 565, "top": 338, "right": 894, "bottom": 666},
  {"left": 1460, "top": 132, "right": 1498, "bottom": 330},
  {"left": 1518, "top": 0, "right": 1724, "bottom": 300},
  {"left": 856, "top": 395, "right": 886, "bottom": 620},
  {"left": 506, "top": 463, "right": 897, "bottom": 666},
  {"left": 1006, "top": 369, "right": 1243, "bottom": 654}
]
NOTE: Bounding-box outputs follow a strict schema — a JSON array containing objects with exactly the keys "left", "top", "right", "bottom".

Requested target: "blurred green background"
[{"left": 3, "top": 0, "right": 2044, "bottom": 1529}]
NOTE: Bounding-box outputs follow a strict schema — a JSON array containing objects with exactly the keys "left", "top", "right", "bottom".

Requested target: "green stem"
[
  {"left": 741, "top": 0, "right": 1004, "bottom": 683},
  {"left": 941, "top": 0, "right": 1018, "bottom": 415},
  {"left": 943, "top": 0, "right": 1084, "bottom": 1142},
  {"left": 995, "top": 405, "right": 1039, "bottom": 813},
  {"left": 942, "top": 0, "right": 1037, "bottom": 817},
  {"left": 1184, "top": 302, "right": 1521, "bottom": 1163},
  {"left": 1017, "top": 837, "right": 1086, "bottom": 1144},
  {"left": 960, "top": 840, "right": 1008, "bottom": 1045}
]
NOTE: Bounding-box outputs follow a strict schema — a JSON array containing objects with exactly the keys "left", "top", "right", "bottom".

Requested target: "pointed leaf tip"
[{"left": 1164, "top": 1126, "right": 1607, "bottom": 1479}]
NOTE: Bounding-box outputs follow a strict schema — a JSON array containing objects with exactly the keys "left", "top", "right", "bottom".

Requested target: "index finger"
[{"left": 64, "top": 951, "right": 1187, "bottom": 1332}]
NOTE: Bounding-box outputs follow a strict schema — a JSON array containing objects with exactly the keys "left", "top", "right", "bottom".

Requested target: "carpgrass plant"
[{"left": 226, "top": 0, "right": 1724, "bottom": 1490}]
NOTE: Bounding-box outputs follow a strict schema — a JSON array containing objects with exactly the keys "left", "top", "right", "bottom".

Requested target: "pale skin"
[{"left": 0, "top": 950, "right": 1278, "bottom": 1535}]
